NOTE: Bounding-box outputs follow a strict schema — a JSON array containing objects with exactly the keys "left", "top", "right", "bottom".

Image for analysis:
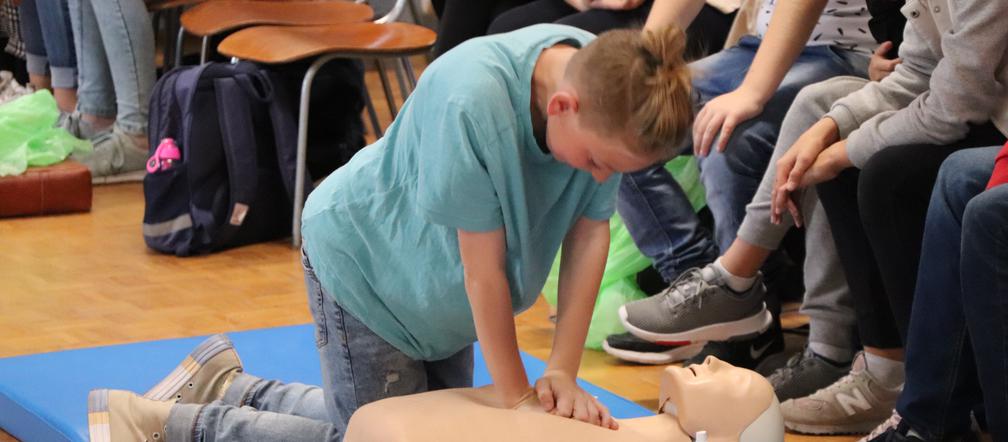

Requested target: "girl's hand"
[
  {"left": 589, "top": 0, "right": 645, "bottom": 10},
  {"left": 770, "top": 118, "right": 839, "bottom": 225},
  {"left": 868, "top": 41, "right": 901, "bottom": 82},
  {"left": 693, "top": 88, "right": 766, "bottom": 156},
  {"left": 564, "top": 0, "right": 593, "bottom": 11},
  {"left": 535, "top": 370, "right": 619, "bottom": 430}
]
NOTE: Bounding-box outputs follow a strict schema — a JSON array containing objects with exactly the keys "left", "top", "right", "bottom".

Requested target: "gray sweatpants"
[{"left": 736, "top": 76, "right": 871, "bottom": 352}]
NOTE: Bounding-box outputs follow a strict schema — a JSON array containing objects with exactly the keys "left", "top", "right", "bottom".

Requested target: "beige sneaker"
[
  {"left": 144, "top": 334, "right": 243, "bottom": 404},
  {"left": 781, "top": 353, "right": 901, "bottom": 435},
  {"left": 88, "top": 389, "right": 173, "bottom": 442}
]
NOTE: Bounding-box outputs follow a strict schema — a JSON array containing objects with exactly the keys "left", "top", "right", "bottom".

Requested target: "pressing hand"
[{"left": 535, "top": 370, "right": 618, "bottom": 430}]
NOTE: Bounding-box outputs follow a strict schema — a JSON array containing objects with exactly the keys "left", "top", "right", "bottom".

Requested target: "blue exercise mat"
[{"left": 0, "top": 325, "right": 651, "bottom": 442}]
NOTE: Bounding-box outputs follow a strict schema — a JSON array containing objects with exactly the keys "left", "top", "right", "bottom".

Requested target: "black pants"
[
  {"left": 817, "top": 123, "right": 1007, "bottom": 349},
  {"left": 486, "top": 0, "right": 735, "bottom": 61},
  {"left": 431, "top": 0, "right": 533, "bottom": 58}
]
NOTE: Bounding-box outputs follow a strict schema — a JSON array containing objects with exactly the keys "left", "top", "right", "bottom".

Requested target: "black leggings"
[
  {"left": 816, "top": 123, "right": 1007, "bottom": 349},
  {"left": 486, "top": 0, "right": 735, "bottom": 61},
  {"left": 431, "top": 0, "right": 533, "bottom": 58}
]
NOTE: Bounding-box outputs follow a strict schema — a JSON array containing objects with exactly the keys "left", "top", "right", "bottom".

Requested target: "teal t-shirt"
[{"left": 301, "top": 24, "right": 619, "bottom": 360}]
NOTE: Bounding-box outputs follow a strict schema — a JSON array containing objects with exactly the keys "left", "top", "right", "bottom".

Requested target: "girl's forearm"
[{"left": 549, "top": 218, "right": 610, "bottom": 376}]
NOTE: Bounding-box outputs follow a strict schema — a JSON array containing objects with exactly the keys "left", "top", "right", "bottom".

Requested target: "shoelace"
[{"left": 658, "top": 269, "right": 707, "bottom": 311}]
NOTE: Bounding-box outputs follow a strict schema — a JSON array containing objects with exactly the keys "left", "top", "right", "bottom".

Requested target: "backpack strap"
[{"left": 212, "top": 74, "right": 264, "bottom": 245}]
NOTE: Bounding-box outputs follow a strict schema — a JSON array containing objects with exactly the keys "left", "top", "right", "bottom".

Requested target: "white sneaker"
[
  {"left": 858, "top": 410, "right": 902, "bottom": 442},
  {"left": 781, "top": 352, "right": 902, "bottom": 435}
]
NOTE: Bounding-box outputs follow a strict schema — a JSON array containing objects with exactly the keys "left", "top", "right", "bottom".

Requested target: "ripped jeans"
[{"left": 165, "top": 251, "right": 474, "bottom": 442}]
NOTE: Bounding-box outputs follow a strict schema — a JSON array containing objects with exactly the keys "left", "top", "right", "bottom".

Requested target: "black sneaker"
[
  {"left": 602, "top": 333, "right": 705, "bottom": 365},
  {"left": 683, "top": 322, "right": 785, "bottom": 371}
]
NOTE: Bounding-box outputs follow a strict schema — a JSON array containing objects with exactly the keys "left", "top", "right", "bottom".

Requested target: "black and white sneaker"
[
  {"left": 602, "top": 333, "right": 705, "bottom": 365},
  {"left": 683, "top": 323, "right": 785, "bottom": 372}
]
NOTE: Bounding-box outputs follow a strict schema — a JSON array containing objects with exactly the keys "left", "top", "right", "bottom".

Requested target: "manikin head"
[
  {"left": 545, "top": 27, "right": 694, "bottom": 183},
  {"left": 660, "top": 356, "right": 784, "bottom": 442}
]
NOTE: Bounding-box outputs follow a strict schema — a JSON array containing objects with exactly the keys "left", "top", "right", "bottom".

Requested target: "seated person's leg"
[
  {"left": 486, "top": 0, "right": 576, "bottom": 35},
  {"left": 893, "top": 147, "right": 996, "bottom": 441},
  {"left": 962, "top": 178, "right": 1008, "bottom": 441},
  {"left": 617, "top": 165, "right": 718, "bottom": 284}
]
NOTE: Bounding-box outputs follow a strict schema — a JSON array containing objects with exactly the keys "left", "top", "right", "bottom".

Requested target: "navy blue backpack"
[{"left": 142, "top": 61, "right": 308, "bottom": 256}]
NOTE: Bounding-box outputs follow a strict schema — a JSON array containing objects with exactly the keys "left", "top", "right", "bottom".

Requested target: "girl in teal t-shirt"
[{"left": 88, "top": 24, "right": 696, "bottom": 442}]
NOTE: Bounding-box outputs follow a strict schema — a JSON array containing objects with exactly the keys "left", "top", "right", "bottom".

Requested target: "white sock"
[
  {"left": 702, "top": 258, "right": 756, "bottom": 292},
  {"left": 809, "top": 342, "right": 855, "bottom": 365},
  {"left": 863, "top": 352, "right": 905, "bottom": 389}
]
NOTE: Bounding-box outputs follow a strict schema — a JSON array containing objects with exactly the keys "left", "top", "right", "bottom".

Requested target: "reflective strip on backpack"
[{"left": 143, "top": 213, "right": 194, "bottom": 237}]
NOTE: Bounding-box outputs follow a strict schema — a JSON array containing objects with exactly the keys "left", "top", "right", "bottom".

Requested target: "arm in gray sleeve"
[
  {"left": 841, "top": 0, "right": 1008, "bottom": 168},
  {"left": 823, "top": 19, "right": 937, "bottom": 142}
]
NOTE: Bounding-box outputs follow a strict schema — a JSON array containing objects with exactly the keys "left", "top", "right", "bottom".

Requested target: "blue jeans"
[
  {"left": 17, "top": 0, "right": 77, "bottom": 88},
  {"left": 618, "top": 36, "right": 869, "bottom": 280},
  {"left": 67, "top": 0, "right": 154, "bottom": 135},
  {"left": 898, "top": 146, "right": 1008, "bottom": 441},
  {"left": 166, "top": 251, "right": 474, "bottom": 441}
]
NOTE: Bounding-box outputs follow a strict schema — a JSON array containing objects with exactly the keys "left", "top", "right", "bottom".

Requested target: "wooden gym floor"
[{"left": 0, "top": 60, "right": 856, "bottom": 442}]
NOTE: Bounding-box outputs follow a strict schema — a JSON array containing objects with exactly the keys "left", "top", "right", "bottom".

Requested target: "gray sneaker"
[
  {"left": 767, "top": 347, "right": 852, "bottom": 401},
  {"left": 58, "top": 111, "right": 102, "bottom": 140},
  {"left": 781, "top": 352, "right": 902, "bottom": 435},
  {"left": 618, "top": 266, "right": 773, "bottom": 343},
  {"left": 71, "top": 128, "right": 148, "bottom": 183}
]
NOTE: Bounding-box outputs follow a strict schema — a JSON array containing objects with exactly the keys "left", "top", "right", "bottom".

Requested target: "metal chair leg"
[
  {"left": 393, "top": 59, "right": 411, "bottom": 100},
  {"left": 374, "top": 59, "right": 397, "bottom": 120},
  {"left": 175, "top": 26, "right": 186, "bottom": 67},
  {"left": 200, "top": 36, "right": 210, "bottom": 64},
  {"left": 362, "top": 86, "right": 383, "bottom": 138},
  {"left": 400, "top": 57, "right": 417, "bottom": 90},
  {"left": 293, "top": 54, "right": 342, "bottom": 248}
]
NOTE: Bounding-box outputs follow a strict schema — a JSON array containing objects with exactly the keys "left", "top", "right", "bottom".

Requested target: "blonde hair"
[{"left": 566, "top": 26, "right": 693, "bottom": 158}]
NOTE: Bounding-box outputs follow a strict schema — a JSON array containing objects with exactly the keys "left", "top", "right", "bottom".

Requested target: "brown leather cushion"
[{"left": 0, "top": 160, "right": 92, "bottom": 218}]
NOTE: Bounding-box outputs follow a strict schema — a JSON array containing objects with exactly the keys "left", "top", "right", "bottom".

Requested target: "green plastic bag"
[
  {"left": 542, "top": 156, "right": 706, "bottom": 349},
  {"left": 0, "top": 90, "right": 91, "bottom": 177}
]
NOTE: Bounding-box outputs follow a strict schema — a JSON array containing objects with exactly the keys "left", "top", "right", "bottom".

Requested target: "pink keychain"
[{"left": 147, "top": 138, "right": 181, "bottom": 173}]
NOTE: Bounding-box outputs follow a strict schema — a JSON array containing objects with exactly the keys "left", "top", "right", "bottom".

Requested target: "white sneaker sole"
[
  {"left": 92, "top": 169, "right": 146, "bottom": 185},
  {"left": 618, "top": 304, "right": 773, "bottom": 343},
  {"left": 144, "top": 334, "right": 237, "bottom": 401},
  {"left": 87, "top": 389, "right": 112, "bottom": 442},
  {"left": 601, "top": 340, "right": 705, "bottom": 365}
]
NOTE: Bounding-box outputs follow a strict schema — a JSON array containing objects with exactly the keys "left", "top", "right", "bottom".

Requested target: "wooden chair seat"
[
  {"left": 217, "top": 22, "right": 436, "bottom": 63},
  {"left": 146, "top": 0, "right": 205, "bottom": 12},
  {"left": 181, "top": 0, "right": 374, "bottom": 37}
]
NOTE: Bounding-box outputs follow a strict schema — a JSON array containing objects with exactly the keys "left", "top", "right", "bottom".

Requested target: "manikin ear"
[{"left": 546, "top": 91, "right": 579, "bottom": 117}]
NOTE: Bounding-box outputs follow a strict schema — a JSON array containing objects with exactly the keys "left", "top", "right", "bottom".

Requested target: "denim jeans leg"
[
  {"left": 88, "top": 0, "right": 155, "bottom": 135},
  {"left": 17, "top": 0, "right": 49, "bottom": 77},
  {"left": 166, "top": 401, "right": 340, "bottom": 442},
  {"left": 617, "top": 165, "right": 719, "bottom": 283},
  {"left": 302, "top": 249, "right": 473, "bottom": 434},
  {"left": 68, "top": 0, "right": 116, "bottom": 118},
  {"left": 897, "top": 148, "right": 992, "bottom": 440},
  {"left": 36, "top": 0, "right": 77, "bottom": 88},
  {"left": 959, "top": 149, "right": 1008, "bottom": 441}
]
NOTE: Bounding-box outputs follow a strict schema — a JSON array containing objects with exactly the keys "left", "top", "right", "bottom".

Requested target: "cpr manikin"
[{"left": 344, "top": 356, "right": 784, "bottom": 442}]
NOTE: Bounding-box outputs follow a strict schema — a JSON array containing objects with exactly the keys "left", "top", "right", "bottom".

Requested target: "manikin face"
[
  {"left": 544, "top": 91, "right": 657, "bottom": 183},
  {"left": 661, "top": 356, "right": 775, "bottom": 442}
]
